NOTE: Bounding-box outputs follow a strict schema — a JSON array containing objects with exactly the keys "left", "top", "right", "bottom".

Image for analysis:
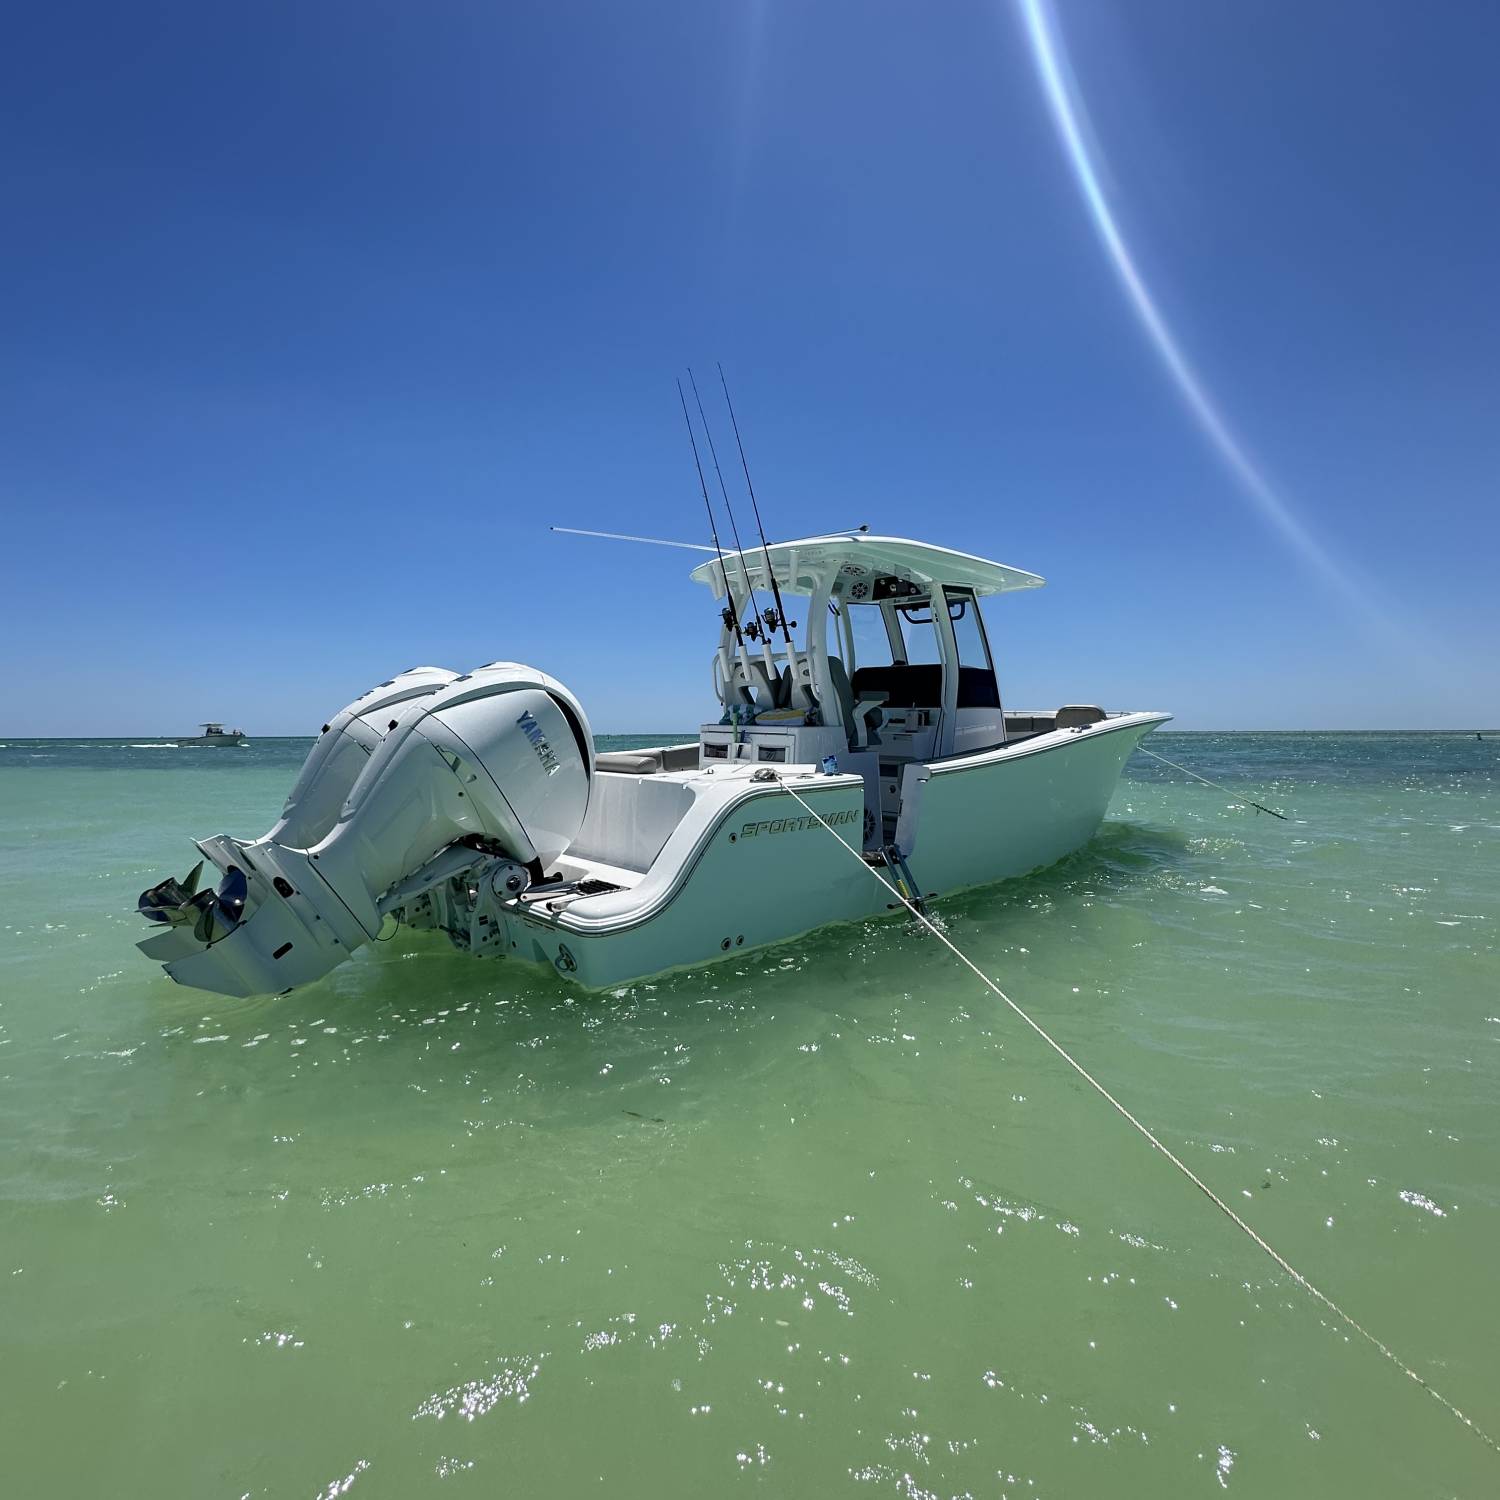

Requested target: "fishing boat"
[
  {"left": 134, "top": 531, "right": 1169, "bottom": 997},
  {"left": 181, "top": 722, "right": 249, "bottom": 747}
]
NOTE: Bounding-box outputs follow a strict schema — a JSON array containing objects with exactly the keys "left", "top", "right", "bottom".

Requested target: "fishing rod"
[
  {"left": 688, "top": 368, "right": 778, "bottom": 721},
  {"left": 689, "top": 368, "right": 769, "bottom": 646},
  {"left": 718, "top": 362, "right": 796, "bottom": 647},
  {"left": 676, "top": 379, "right": 747, "bottom": 703}
]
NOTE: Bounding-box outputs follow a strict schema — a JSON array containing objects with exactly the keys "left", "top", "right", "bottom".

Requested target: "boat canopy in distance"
[{"left": 689, "top": 533, "right": 1045, "bottom": 602}]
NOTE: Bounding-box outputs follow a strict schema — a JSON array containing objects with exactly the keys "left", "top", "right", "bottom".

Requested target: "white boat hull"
[
  {"left": 134, "top": 529, "right": 1177, "bottom": 1003},
  {"left": 501, "top": 712, "right": 1168, "bottom": 989}
]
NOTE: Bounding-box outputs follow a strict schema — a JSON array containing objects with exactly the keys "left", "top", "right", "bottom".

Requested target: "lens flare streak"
[{"left": 1014, "top": 0, "right": 1392, "bottom": 629}]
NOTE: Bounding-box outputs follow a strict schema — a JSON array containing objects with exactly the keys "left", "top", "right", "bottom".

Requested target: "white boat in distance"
[
  {"left": 135, "top": 533, "right": 1169, "bottom": 996},
  {"left": 181, "top": 723, "right": 248, "bottom": 747}
]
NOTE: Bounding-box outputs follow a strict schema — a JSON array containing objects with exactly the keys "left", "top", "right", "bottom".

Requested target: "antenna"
[
  {"left": 550, "top": 526, "right": 715, "bottom": 554},
  {"left": 676, "top": 379, "right": 744, "bottom": 649},
  {"left": 688, "top": 368, "right": 767, "bottom": 644},
  {"left": 717, "top": 363, "right": 796, "bottom": 643}
]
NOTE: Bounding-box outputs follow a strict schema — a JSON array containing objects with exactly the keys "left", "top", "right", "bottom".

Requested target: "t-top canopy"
[{"left": 689, "top": 532, "right": 1045, "bottom": 602}]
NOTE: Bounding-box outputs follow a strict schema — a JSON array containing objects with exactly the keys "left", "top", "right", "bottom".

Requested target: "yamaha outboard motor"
[
  {"left": 136, "top": 663, "right": 593, "bottom": 997},
  {"left": 266, "top": 665, "right": 461, "bottom": 848}
]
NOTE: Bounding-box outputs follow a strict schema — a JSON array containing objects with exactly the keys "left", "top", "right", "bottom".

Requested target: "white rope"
[
  {"left": 775, "top": 774, "right": 1497, "bottom": 1456},
  {"left": 1138, "top": 745, "right": 1288, "bottom": 819}
]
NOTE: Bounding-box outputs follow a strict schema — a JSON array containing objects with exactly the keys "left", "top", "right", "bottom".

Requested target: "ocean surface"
[{"left": 1, "top": 732, "right": 1496, "bottom": 1497}]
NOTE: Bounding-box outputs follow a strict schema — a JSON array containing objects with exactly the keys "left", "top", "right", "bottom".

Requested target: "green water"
[{"left": 1, "top": 733, "right": 1496, "bottom": 1497}]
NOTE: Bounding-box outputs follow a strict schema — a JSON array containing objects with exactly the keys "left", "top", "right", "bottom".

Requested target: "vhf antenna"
[
  {"left": 718, "top": 362, "right": 796, "bottom": 642},
  {"left": 689, "top": 368, "right": 768, "bottom": 644},
  {"left": 676, "top": 378, "right": 744, "bottom": 651}
]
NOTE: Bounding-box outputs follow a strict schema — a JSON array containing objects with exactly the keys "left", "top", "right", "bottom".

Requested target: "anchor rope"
[
  {"left": 774, "top": 773, "right": 1497, "bottom": 1456},
  {"left": 1138, "top": 745, "right": 1288, "bottom": 820}
]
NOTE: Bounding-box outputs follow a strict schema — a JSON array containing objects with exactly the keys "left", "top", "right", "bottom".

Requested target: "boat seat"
[
  {"left": 1055, "top": 704, "right": 1107, "bottom": 729},
  {"left": 594, "top": 744, "right": 699, "bottom": 776},
  {"left": 595, "top": 751, "right": 662, "bottom": 775},
  {"left": 781, "top": 656, "right": 821, "bottom": 713},
  {"left": 827, "top": 656, "right": 885, "bottom": 750},
  {"left": 725, "top": 657, "right": 781, "bottom": 712},
  {"left": 775, "top": 664, "right": 804, "bottom": 712}
]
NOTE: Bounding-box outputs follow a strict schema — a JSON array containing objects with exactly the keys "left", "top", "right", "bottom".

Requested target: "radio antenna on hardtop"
[
  {"left": 718, "top": 362, "right": 796, "bottom": 643},
  {"left": 550, "top": 525, "right": 714, "bottom": 554}
]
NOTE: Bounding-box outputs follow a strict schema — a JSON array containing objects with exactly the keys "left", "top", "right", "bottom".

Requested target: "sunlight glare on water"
[{"left": 1, "top": 733, "right": 1496, "bottom": 1495}]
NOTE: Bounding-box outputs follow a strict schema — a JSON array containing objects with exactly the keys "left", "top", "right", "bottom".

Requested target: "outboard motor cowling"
[
  {"left": 136, "top": 663, "right": 593, "bottom": 998},
  {"left": 266, "top": 665, "right": 461, "bottom": 848}
]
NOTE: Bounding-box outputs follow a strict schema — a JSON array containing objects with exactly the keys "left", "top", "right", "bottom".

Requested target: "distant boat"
[{"left": 181, "top": 723, "right": 248, "bottom": 748}]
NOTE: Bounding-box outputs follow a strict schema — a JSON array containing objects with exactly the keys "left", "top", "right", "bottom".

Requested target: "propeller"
[
  {"left": 192, "top": 866, "right": 249, "bottom": 946},
  {"left": 138, "top": 860, "right": 248, "bottom": 947},
  {"left": 217, "top": 866, "right": 248, "bottom": 922},
  {"left": 137, "top": 861, "right": 205, "bottom": 924}
]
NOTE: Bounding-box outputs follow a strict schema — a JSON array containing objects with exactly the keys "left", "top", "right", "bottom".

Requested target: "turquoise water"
[{"left": 1, "top": 733, "right": 1496, "bottom": 1496}]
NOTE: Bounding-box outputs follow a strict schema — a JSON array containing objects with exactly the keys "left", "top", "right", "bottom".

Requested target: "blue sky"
[{"left": 2, "top": 0, "right": 1495, "bottom": 734}]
